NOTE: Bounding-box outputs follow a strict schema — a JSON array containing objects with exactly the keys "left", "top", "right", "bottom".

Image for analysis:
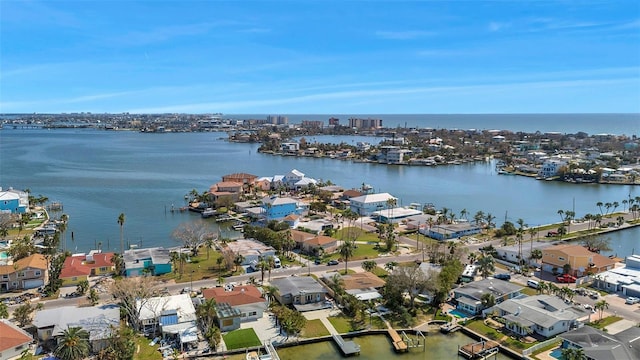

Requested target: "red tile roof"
[
  {"left": 0, "top": 319, "right": 32, "bottom": 352},
  {"left": 202, "top": 285, "right": 265, "bottom": 306},
  {"left": 60, "top": 252, "right": 115, "bottom": 279}
]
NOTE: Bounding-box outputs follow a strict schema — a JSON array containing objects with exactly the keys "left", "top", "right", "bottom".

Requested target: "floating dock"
[
  {"left": 332, "top": 334, "right": 360, "bottom": 356},
  {"left": 458, "top": 340, "right": 500, "bottom": 359}
]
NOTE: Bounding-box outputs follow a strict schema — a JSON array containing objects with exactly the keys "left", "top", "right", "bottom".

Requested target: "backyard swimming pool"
[
  {"left": 448, "top": 309, "right": 471, "bottom": 318},
  {"left": 550, "top": 348, "right": 564, "bottom": 359}
]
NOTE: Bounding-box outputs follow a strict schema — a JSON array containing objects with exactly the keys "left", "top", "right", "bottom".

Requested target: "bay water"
[{"left": 0, "top": 128, "right": 638, "bottom": 255}]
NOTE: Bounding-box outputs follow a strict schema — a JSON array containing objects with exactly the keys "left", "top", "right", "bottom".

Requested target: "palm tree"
[
  {"left": 612, "top": 201, "right": 619, "bottom": 213},
  {"left": 384, "top": 261, "right": 397, "bottom": 272},
  {"left": 233, "top": 254, "right": 244, "bottom": 273},
  {"left": 561, "top": 347, "right": 586, "bottom": 360},
  {"left": 361, "top": 260, "right": 376, "bottom": 272},
  {"left": 54, "top": 327, "right": 90, "bottom": 360},
  {"left": 339, "top": 240, "right": 356, "bottom": 273},
  {"left": 604, "top": 202, "right": 612, "bottom": 215},
  {"left": 530, "top": 249, "right": 543, "bottom": 264},
  {"left": 536, "top": 281, "right": 549, "bottom": 295},
  {"left": 595, "top": 299, "right": 609, "bottom": 321},
  {"left": 478, "top": 255, "right": 495, "bottom": 278},
  {"left": 474, "top": 211, "right": 485, "bottom": 226},
  {"left": 117, "top": 213, "right": 126, "bottom": 255},
  {"left": 87, "top": 288, "right": 99, "bottom": 306},
  {"left": 266, "top": 256, "right": 276, "bottom": 281},
  {"left": 596, "top": 201, "right": 603, "bottom": 215},
  {"left": 557, "top": 210, "right": 564, "bottom": 223},
  {"left": 480, "top": 293, "right": 495, "bottom": 309},
  {"left": 485, "top": 213, "right": 496, "bottom": 229},
  {"left": 460, "top": 208, "right": 468, "bottom": 221},
  {"left": 0, "top": 302, "right": 8, "bottom": 319}
]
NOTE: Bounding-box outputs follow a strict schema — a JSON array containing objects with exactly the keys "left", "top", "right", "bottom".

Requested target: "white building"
[
  {"left": 349, "top": 192, "right": 397, "bottom": 216},
  {"left": 226, "top": 239, "right": 277, "bottom": 266},
  {"left": 538, "top": 159, "right": 568, "bottom": 178},
  {"left": 593, "top": 254, "right": 640, "bottom": 297}
]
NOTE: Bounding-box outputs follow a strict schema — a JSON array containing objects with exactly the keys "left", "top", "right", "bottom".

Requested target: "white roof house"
[
  {"left": 33, "top": 305, "right": 120, "bottom": 345},
  {"left": 137, "top": 294, "right": 196, "bottom": 326},
  {"left": 349, "top": 192, "right": 397, "bottom": 216}
]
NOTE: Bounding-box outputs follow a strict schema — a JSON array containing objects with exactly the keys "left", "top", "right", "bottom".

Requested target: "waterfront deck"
[
  {"left": 332, "top": 334, "right": 360, "bottom": 356},
  {"left": 387, "top": 328, "right": 408, "bottom": 352},
  {"left": 458, "top": 340, "right": 500, "bottom": 359}
]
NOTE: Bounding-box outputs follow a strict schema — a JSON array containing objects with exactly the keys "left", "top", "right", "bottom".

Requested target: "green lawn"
[
  {"left": 465, "top": 320, "right": 537, "bottom": 351},
  {"left": 521, "top": 287, "right": 538, "bottom": 296},
  {"left": 371, "top": 266, "right": 388, "bottom": 278},
  {"left": 588, "top": 316, "right": 623, "bottom": 330},
  {"left": 328, "top": 315, "right": 365, "bottom": 333},
  {"left": 223, "top": 328, "right": 262, "bottom": 350},
  {"left": 300, "top": 319, "right": 330, "bottom": 338},
  {"left": 134, "top": 336, "right": 162, "bottom": 360}
]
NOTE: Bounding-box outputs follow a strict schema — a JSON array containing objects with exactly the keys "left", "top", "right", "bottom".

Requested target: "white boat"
[{"left": 201, "top": 208, "right": 216, "bottom": 218}]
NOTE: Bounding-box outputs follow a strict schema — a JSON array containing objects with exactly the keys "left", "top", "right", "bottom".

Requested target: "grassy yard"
[
  {"left": 134, "top": 336, "right": 162, "bottom": 360},
  {"left": 328, "top": 315, "right": 365, "bottom": 333},
  {"left": 521, "top": 287, "right": 538, "bottom": 296},
  {"left": 465, "top": 319, "right": 537, "bottom": 351},
  {"left": 300, "top": 319, "right": 330, "bottom": 338},
  {"left": 223, "top": 328, "right": 262, "bottom": 350},
  {"left": 588, "top": 316, "right": 623, "bottom": 330},
  {"left": 371, "top": 266, "right": 388, "bottom": 278},
  {"left": 159, "top": 251, "right": 242, "bottom": 284}
]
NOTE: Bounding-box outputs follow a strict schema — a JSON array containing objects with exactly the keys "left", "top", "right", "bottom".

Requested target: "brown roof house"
[
  {"left": 202, "top": 285, "right": 267, "bottom": 331},
  {"left": 0, "top": 319, "right": 33, "bottom": 360},
  {"left": 0, "top": 254, "right": 48, "bottom": 292},
  {"left": 324, "top": 272, "right": 386, "bottom": 301},
  {"left": 541, "top": 244, "right": 615, "bottom": 277},
  {"left": 301, "top": 235, "right": 338, "bottom": 256}
]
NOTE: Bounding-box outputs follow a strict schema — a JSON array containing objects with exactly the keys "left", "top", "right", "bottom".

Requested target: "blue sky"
[{"left": 1, "top": 1, "right": 639, "bottom": 114}]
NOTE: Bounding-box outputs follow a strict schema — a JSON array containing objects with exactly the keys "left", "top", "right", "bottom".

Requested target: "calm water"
[
  {"left": 275, "top": 333, "right": 510, "bottom": 360},
  {"left": 0, "top": 128, "right": 638, "bottom": 255}
]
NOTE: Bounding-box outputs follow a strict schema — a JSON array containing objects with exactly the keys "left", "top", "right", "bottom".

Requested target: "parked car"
[
  {"left": 494, "top": 273, "right": 511, "bottom": 280},
  {"left": 327, "top": 260, "right": 339, "bottom": 266},
  {"left": 546, "top": 231, "right": 559, "bottom": 237},
  {"left": 626, "top": 296, "right": 640, "bottom": 305},
  {"left": 556, "top": 274, "right": 577, "bottom": 283},
  {"left": 314, "top": 258, "right": 322, "bottom": 265}
]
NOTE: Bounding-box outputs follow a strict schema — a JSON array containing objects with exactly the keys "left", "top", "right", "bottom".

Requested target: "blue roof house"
[
  {"left": 0, "top": 188, "right": 29, "bottom": 214},
  {"left": 262, "top": 196, "right": 304, "bottom": 221},
  {"left": 123, "top": 247, "right": 172, "bottom": 276}
]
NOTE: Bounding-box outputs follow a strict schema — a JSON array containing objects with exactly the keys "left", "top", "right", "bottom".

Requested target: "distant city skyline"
[{"left": 1, "top": 1, "right": 639, "bottom": 114}]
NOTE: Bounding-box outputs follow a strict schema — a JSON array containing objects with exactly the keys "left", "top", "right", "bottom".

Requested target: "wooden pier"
[
  {"left": 440, "top": 322, "right": 462, "bottom": 333},
  {"left": 332, "top": 334, "right": 360, "bottom": 356},
  {"left": 387, "top": 328, "right": 408, "bottom": 352},
  {"left": 458, "top": 340, "right": 500, "bottom": 359}
]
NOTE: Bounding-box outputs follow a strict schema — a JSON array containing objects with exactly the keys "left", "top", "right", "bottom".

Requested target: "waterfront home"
[
  {"left": 0, "top": 319, "right": 33, "bottom": 360},
  {"left": 492, "top": 295, "right": 583, "bottom": 338},
  {"left": 541, "top": 244, "right": 615, "bottom": 277},
  {"left": 33, "top": 305, "right": 119, "bottom": 352},
  {"left": 222, "top": 173, "right": 258, "bottom": 186},
  {"left": 208, "top": 181, "right": 243, "bottom": 203},
  {"left": 453, "top": 278, "right": 523, "bottom": 315},
  {"left": 538, "top": 158, "right": 568, "bottom": 178},
  {"left": 261, "top": 195, "right": 304, "bottom": 221},
  {"left": 60, "top": 251, "right": 115, "bottom": 286},
  {"left": 226, "top": 239, "right": 276, "bottom": 266},
  {"left": 372, "top": 207, "right": 422, "bottom": 224},
  {"left": 281, "top": 142, "right": 300, "bottom": 153},
  {"left": 324, "top": 272, "right": 386, "bottom": 301},
  {"left": 282, "top": 169, "right": 317, "bottom": 189},
  {"left": 0, "top": 254, "right": 48, "bottom": 292},
  {"left": 422, "top": 223, "right": 481, "bottom": 241},
  {"left": 559, "top": 325, "right": 640, "bottom": 360},
  {"left": 593, "top": 254, "right": 640, "bottom": 297},
  {"left": 271, "top": 276, "right": 328, "bottom": 311},
  {"left": 137, "top": 294, "right": 197, "bottom": 336},
  {"left": 0, "top": 187, "right": 28, "bottom": 214},
  {"left": 349, "top": 192, "right": 397, "bottom": 216},
  {"left": 202, "top": 285, "right": 267, "bottom": 328},
  {"left": 495, "top": 241, "right": 548, "bottom": 267},
  {"left": 123, "top": 247, "right": 172, "bottom": 276}
]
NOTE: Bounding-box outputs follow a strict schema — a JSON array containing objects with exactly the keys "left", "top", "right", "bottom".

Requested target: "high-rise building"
[
  {"left": 328, "top": 117, "right": 340, "bottom": 126},
  {"left": 348, "top": 117, "right": 382, "bottom": 129}
]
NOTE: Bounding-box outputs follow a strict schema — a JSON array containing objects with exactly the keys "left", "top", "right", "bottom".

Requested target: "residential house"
[
  {"left": 261, "top": 196, "right": 303, "bottom": 221},
  {"left": 0, "top": 187, "right": 28, "bottom": 214},
  {"left": 0, "top": 319, "right": 33, "bottom": 360},
  {"left": 221, "top": 173, "right": 258, "bottom": 187},
  {"left": 123, "top": 247, "right": 172, "bottom": 277},
  {"left": 453, "top": 278, "right": 523, "bottom": 315},
  {"left": 593, "top": 254, "right": 640, "bottom": 297},
  {"left": 0, "top": 254, "right": 48, "bottom": 292},
  {"left": 202, "top": 285, "right": 267, "bottom": 330},
  {"left": 271, "top": 276, "right": 328, "bottom": 311},
  {"left": 328, "top": 272, "right": 386, "bottom": 301},
  {"left": 281, "top": 142, "right": 300, "bottom": 153},
  {"left": 538, "top": 159, "right": 568, "bottom": 178},
  {"left": 541, "top": 244, "right": 615, "bottom": 277},
  {"left": 208, "top": 181, "right": 243, "bottom": 203},
  {"left": 372, "top": 207, "right": 423, "bottom": 224},
  {"left": 137, "top": 294, "right": 197, "bottom": 336},
  {"left": 214, "top": 302, "right": 242, "bottom": 332},
  {"left": 301, "top": 235, "right": 338, "bottom": 255},
  {"left": 349, "top": 193, "right": 397, "bottom": 216},
  {"left": 493, "top": 295, "right": 583, "bottom": 338},
  {"left": 33, "top": 305, "right": 120, "bottom": 353},
  {"left": 283, "top": 214, "right": 300, "bottom": 228},
  {"left": 60, "top": 251, "right": 115, "bottom": 286},
  {"left": 289, "top": 229, "right": 316, "bottom": 249},
  {"left": 559, "top": 325, "right": 640, "bottom": 360},
  {"left": 226, "top": 239, "right": 277, "bottom": 266},
  {"left": 422, "top": 223, "right": 481, "bottom": 240}
]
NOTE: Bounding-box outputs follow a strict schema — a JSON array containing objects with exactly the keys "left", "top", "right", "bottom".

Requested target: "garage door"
[{"left": 23, "top": 279, "right": 44, "bottom": 289}]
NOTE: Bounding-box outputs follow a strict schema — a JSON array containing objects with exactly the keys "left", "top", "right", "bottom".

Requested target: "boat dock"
[
  {"left": 458, "top": 340, "right": 500, "bottom": 359},
  {"left": 332, "top": 334, "right": 360, "bottom": 356},
  {"left": 440, "top": 322, "right": 461, "bottom": 333},
  {"left": 387, "top": 328, "right": 408, "bottom": 352},
  {"left": 264, "top": 341, "right": 280, "bottom": 360}
]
